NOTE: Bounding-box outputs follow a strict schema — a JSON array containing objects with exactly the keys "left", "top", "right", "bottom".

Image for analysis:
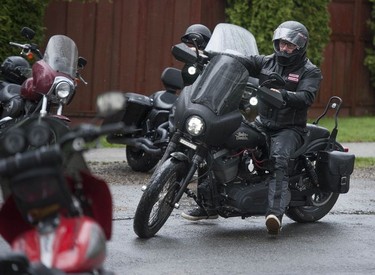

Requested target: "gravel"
[
  {"left": 87, "top": 161, "right": 375, "bottom": 186},
  {"left": 88, "top": 161, "right": 152, "bottom": 186}
]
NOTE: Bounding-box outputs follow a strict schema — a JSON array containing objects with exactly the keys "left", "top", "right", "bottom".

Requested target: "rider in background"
[
  {"left": 180, "top": 24, "right": 211, "bottom": 86},
  {"left": 181, "top": 20, "right": 322, "bottom": 236}
]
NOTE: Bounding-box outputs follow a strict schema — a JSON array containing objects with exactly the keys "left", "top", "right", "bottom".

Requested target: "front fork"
[{"left": 161, "top": 131, "right": 206, "bottom": 208}]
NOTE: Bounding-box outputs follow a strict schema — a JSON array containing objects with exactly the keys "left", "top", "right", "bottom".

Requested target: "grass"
[
  {"left": 354, "top": 157, "right": 375, "bottom": 168},
  {"left": 308, "top": 116, "right": 375, "bottom": 142}
]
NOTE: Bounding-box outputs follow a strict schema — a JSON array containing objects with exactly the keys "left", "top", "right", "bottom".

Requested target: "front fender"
[{"left": 170, "top": 152, "right": 189, "bottom": 162}]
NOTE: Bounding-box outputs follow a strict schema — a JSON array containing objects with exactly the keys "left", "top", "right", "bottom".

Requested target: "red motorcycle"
[
  {"left": 0, "top": 28, "right": 86, "bottom": 133},
  {"left": 0, "top": 93, "right": 125, "bottom": 274}
]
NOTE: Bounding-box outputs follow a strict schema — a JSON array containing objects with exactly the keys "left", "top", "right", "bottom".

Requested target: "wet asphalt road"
[
  {"left": 1, "top": 144, "right": 374, "bottom": 274},
  {"left": 101, "top": 176, "right": 375, "bottom": 275}
]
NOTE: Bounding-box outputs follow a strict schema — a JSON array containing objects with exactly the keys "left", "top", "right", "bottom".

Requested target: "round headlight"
[
  {"left": 186, "top": 115, "right": 205, "bottom": 136},
  {"left": 187, "top": 66, "right": 197, "bottom": 75},
  {"left": 250, "top": 97, "right": 258, "bottom": 106},
  {"left": 56, "top": 81, "right": 72, "bottom": 99}
]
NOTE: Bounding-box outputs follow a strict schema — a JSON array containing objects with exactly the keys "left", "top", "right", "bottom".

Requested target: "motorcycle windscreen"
[
  {"left": 205, "top": 23, "right": 259, "bottom": 56},
  {"left": 77, "top": 171, "right": 113, "bottom": 240},
  {"left": 43, "top": 35, "right": 78, "bottom": 78},
  {"left": 189, "top": 54, "right": 249, "bottom": 115}
]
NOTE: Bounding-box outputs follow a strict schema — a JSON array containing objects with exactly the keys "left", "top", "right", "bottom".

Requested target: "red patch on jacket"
[{"left": 287, "top": 73, "right": 299, "bottom": 82}]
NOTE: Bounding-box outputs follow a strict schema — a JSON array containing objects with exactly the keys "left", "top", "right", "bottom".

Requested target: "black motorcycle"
[{"left": 133, "top": 23, "right": 355, "bottom": 238}]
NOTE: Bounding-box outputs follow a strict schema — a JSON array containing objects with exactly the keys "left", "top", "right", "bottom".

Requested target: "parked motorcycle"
[
  {"left": 0, "top": 27, "right": 87, "bottom": 134},
  {"left": 0, "top": 27, "right": 37, "bottom": 123},
  {"left": 0, "top": 92, "right": 124, "bottom": 274},
  {"left": 103, "top": 25, "right": 213, "bottom": 173},
  {"left": 103, "top": 67, "right": 184, "bottom": 172},
  {"left": 133, "top": 23, "right": 355, "bottom": 238}
]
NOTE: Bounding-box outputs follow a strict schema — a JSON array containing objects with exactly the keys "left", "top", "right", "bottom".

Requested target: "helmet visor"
[{"left": 273, "top": 27, "right": 307, "bottom": 49}]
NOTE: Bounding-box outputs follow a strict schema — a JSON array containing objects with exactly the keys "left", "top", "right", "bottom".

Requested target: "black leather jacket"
[{"left": 243, "top": 54, "right": 322, "bottom": 130}]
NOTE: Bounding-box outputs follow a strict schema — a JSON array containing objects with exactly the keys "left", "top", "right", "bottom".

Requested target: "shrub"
[
  {"left": 364, "top": 0, "right": 375, "bottom": 88},
  {"left": 225, "top": 0, "right": 331, "bottom": 67},
  {"left": 0, "top": 0, "right": 49, "bottom": 62}
]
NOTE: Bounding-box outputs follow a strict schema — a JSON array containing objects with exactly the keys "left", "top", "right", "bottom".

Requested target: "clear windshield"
[
  {"left": 183, "top": 24, "right": 257, "bottom": 115},
  {"left": 205, "top": 23, "right": 259, "bottom": 56},
  {"left": 189, "top": 55, "right": 249, "bottom": 115},
  {"left": 43, "top": 35, "right": 78, "bottom": 78}
]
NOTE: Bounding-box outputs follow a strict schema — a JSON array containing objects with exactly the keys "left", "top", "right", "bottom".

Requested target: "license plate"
[{"left": 179, "top": 138, "right": 197, "bottom": 150}]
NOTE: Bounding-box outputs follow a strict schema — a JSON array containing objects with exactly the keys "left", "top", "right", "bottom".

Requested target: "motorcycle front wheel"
[
  {"left": 126, "top": 145, "right": 160, "bottom": 172},
  {"left": 133, "top": 158, "right": 187, "bottom": 238}
]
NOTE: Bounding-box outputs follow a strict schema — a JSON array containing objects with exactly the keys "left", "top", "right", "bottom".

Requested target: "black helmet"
[
  {"left": 272, "top": 21, "right": 309, "bottom": 66},
  {"left": 0, "top": 56, "right": 31, "bottom": 85},
  {"left": 181, "top": 24, "right": 211, "bottom": 50}
]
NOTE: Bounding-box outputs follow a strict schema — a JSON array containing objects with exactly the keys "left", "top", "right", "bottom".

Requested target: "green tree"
[
  {"left": 0, "top": 0, "right": 100, "bottom": 63},
  {"left": 225, "top": 0, "right": 331, "bottom": 67},
  {"left": 0, "top": 0, "right": 49, "bottom": 62}
]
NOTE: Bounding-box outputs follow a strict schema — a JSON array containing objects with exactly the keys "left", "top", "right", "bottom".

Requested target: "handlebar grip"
[
  {"left": 0, "top": 146, "right": 62, "bottom": 176},
  {"left": 256, "top": 86, "right": 285, "bottom": 109},
  {"left": 9, "top": 42, "right": 28, "bottom": 49}
]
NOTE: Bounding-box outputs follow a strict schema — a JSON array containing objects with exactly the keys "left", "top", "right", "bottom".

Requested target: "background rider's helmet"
[
  {"left": 0, "top": 56, "right": 31, "bottom": 85},
  {"left": 181, "top": 24, "right": 211, "bottom": 50},
  {"left": 272, "top": 21, "right": 309, "bottom": 67}
]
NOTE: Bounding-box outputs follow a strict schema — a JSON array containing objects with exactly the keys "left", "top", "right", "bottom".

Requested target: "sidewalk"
[
  {"left": 341, "top": 142, "right": 375, "bottom": 158},
  {"left": 84, "top": 142, "right": 375, "bottom": 162}
]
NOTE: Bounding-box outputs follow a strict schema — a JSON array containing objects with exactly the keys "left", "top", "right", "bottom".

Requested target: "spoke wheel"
[{"left": 133, "top": 158, "right": 186, "bottom": 238}]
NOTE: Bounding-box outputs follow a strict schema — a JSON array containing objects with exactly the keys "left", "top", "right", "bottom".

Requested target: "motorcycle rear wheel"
[
  {"left": 286, "top": 141, "right": 344, "bottom": 223},
  {"left": 126, "top": 145, "right": 159, "bottom": 172},
  {"left": 133, "top": 158, "right": 186, "bottom": 238},
  {"left": 286, "top": 192, "right": 339, "bottom": 222}
]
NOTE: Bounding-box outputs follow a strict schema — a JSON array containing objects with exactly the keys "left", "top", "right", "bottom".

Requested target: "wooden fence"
[{"left": 43, "top": 0, "right": 374, "bottom": 121}]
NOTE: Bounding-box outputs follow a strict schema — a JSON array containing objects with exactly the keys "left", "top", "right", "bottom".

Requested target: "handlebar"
[
  {"left": 9, "top": 41, "right": 43, "bottom": 60},
  {"left": 59, "top": 122, "right": 125, "bottom": 145},
  {"left": 0, "top": 146, "right": 62, "bottom": 176},
  {"left": 0, "top": 122, "right": 125, "bottom": 176}
]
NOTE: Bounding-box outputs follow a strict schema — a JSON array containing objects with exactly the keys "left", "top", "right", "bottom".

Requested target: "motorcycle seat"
[
  {"left": 291, "top": 123, "right": 330, "bottom": 158},
  {"left": 152, "top": 90, "right": 178, "bottom": 109},
  {"left": 0, "top": 83, "right": 22, "bottom": 102},
  {"left": 0, "top": 83, "right": 24, "bottom": 118},
  {"left": 306, "top": 123, "right": 330, "bottom": 140}
]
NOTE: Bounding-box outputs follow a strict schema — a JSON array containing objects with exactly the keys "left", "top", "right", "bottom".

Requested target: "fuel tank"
[
  {"left": 224, "top": 121, "right": 266, "bottom": 150},
  {"left": 12, "top": 216, "right": 107, "bottom": 273}
]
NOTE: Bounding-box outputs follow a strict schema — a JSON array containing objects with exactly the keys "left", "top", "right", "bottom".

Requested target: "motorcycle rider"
[
  {"left": 181, "top": 21, "right": 322, "bottom": 236},
  {"left": 180, "top": 24, "right": 211, "bottom": 85}
]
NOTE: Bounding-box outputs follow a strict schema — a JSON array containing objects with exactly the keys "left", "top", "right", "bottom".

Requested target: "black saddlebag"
[
  {"left": 316, "top": 150, "right": 355, "bottom": 193},
  {"left": 103, "top": 92, "right": 152, "bottom": 126}
]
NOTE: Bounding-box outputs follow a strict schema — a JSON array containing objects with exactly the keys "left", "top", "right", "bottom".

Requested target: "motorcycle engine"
[
  {"left": 209, "top": 149, "right": 271, "bottom": 217},
  {"left": 222, "top": 181, "right": 268, "bottom": 217}
]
